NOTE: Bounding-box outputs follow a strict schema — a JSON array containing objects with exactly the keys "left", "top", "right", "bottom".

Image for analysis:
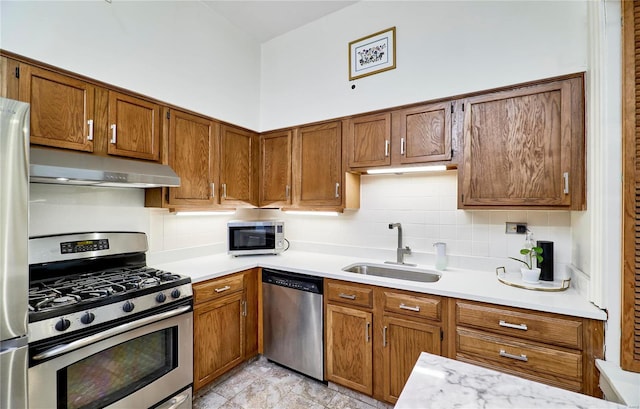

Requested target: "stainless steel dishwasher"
[{"left": 262, "top": 268, "right": 324, "bottom": 381}]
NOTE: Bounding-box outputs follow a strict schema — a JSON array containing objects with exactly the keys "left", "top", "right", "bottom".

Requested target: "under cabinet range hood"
[{"left": 29, "top": 147, "right": 181, "bottom": 188}]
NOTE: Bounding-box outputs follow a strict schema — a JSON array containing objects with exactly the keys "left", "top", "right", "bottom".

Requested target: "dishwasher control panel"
[{"left": 262, "top": 269, "right": 323, "bottom": 294}]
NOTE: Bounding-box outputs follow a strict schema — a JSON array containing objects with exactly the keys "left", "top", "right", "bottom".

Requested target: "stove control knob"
[
  {"left": 55, "top": 318, "right": 71, "bottom": 332},
  {"left": 81, "top": 312, "right": 95, "bottom": 325},
  {"left": 170, "top": 289, "right": 181, "bottom": 299},
  {"left": 156, "top": 293, "right": 166, "bottom": 303},
  {"left": 123, "top": 301, "right": 135, "bottom": 313}
]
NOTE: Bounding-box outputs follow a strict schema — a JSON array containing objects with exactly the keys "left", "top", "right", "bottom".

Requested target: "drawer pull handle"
[
  {"left": 499, "top": 349, "right": 528, "bottom": 362},
  {"left": 383, "top": 326, "right": 388, "bottom": 347},
  {"left": 339, "top": 293, "right": 356, "bottom": 300},
  {"left": 399, "top": 303, "right": 420, "bottom": 312},
  {"left": 214, "top": 285, "right": 231, "bottom": 293},
  {"left": 499, "top": 320, "right": 528, "bottom": 331}
]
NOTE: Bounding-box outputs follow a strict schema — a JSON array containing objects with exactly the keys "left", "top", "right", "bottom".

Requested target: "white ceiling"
[{"left": 201, "top": 1, "right": 358, "bottom": 43}]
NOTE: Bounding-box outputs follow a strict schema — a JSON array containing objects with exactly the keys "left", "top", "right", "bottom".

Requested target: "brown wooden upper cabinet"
[
  {"left": 259, "top": 129, "right": 292, "bottom": 207},
  {"left": 219, "top": 124, "right": 258, "bottom": 207},
  {"left": 458, "top": 75, "right": 585, "bottom": 209},
  {"left": 292, "top": 121, "right": 344, "bottom": 209},
  {"left": 347, "top": 101, "right": 452, "bottom": 171},
  {"left": 19, "top": 64, "right": 96, "bottom": 153},
  {"left": 165, "top": 109, "right": 217, "bottom": 207},
  {"left": 107, "top": 90, "right": 161, "bottom": 161}
]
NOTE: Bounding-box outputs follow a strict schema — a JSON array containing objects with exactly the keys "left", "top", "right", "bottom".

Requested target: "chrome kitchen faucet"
[{"left": 386, "top": 223, "right": 415, "bottom": 266}]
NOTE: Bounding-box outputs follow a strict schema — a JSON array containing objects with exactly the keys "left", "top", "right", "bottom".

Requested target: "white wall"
[
  {"left": 260, "top": 0, "right": 588, "bottom": 130},
  {"left": 0, "top": 1, "right": 262, "bottom": 130}
]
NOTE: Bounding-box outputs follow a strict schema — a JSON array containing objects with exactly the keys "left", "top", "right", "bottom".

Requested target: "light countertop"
[
  {"left": 151, "top": 250, "right": 606, "bottom": 320},
  {"left": 395, "top": 352, "right": 624, "bottom": 409}
]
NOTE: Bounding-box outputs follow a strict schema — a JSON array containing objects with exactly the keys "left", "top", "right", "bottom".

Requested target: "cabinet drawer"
[
  {"left": 194, "top": 274, "right": 244, "bottom": 304},
  {"left": 383, "top": 291, "right": 441, "bottom": 321},
  {"left": 326, "top": 281, "right": 373, "bottom": 308},
  {"left": 457, "top": 328, "right": 582, "bottom": 383},
  {"left": 456, "top": 300, "right": 582, "bottom": 349}
]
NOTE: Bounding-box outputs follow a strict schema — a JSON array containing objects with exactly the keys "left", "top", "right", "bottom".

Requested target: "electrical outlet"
[{"left": 505, "top": 222, "right": 527, "bottom": 234}]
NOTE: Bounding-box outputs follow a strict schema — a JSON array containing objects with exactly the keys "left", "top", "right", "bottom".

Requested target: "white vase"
[{"left": 520, "top": 267, "right": 541, "bottom": 284}]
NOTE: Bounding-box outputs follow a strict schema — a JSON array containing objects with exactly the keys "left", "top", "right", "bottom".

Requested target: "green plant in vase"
[
  {"left": 510, "top": 246, "right": 544, "bottom": 283},
  {"left": 509, "top": 246, "right": 543, "bottom": 270}
]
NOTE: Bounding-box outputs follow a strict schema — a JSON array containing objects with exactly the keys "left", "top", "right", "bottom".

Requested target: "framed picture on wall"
[{"left": 349, "top": 27, "right": 396, "bottom": 80}]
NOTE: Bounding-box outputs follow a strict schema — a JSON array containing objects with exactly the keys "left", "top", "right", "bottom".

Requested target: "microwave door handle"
[{"left": 32, "top": 305, "right": 191, "bottom": 361}]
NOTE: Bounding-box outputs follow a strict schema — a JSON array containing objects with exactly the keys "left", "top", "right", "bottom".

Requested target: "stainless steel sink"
[{"left": 341, "top": 262, "right": 441, "bottom": 283}]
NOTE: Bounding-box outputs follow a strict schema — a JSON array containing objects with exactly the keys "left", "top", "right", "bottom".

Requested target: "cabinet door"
[
  {"left": 220, "top": 124, "right": 257, "bottom": 206},
  {"left": 382, "top": 316, "right": 441, "bottom": 403},
  {"left": 459, "top": 78, "right": 584, "bottom": 208},
  {"left": 259, "top": 130, "right": 291, "bottom": 207},
  {"left": 293, "top": 121, "right": 343, "bottom": 207},
  {"left": 347, "top": 113, "right": 391, "bottom": 168},
  {"left": 1, "top": 57, "right": 20, "bottom": 100},
  {"left": 395, "top": 102, "right": 452, "bottom": 164},
  {"left": 325, "top": 304, "right": 373, "bottom": 395},
  {"left": 107, "top": 90, "right": 160, "bottom": 161},
  {"left": 19, "top": 65, "right": 95, "bottom": 152},
  {"left": 193, "top": 292, "right": 244, "bottom": 391},
  {"left": 167, "top": 109, "right": 217, "bottom": 206}
]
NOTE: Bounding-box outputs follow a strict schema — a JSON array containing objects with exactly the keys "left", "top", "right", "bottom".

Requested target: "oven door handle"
[{"left": 32, "top": 305, "right": 191, "bottom": 361}]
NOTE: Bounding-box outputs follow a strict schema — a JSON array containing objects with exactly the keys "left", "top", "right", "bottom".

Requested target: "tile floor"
[{"left": 193, "top": 357, "right": 394, "bottom": 409}]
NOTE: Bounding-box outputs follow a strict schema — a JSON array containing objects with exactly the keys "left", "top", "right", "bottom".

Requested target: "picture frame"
[{"left": 349, "top": 27, "right": 396, "bottom": 81}]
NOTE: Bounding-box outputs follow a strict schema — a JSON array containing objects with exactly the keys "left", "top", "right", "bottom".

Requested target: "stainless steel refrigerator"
[{"left": 0, "top": 97, "right": 30, "bottom": 409}]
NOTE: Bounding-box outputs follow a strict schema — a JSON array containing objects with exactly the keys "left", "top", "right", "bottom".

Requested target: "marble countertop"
[
  {"left": 150, "top": 250, "right": 606, "bottom": 320},
  {"left": 395, "top": 352, "right": 625, "bottom": 409}
]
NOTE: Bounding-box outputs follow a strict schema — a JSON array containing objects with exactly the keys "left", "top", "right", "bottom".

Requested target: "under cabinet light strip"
[
  {"left": 284, "top": 211, "right": 340, "bottom": 217},
  {"left": 174, "top": 211, "right": 236, "bottom": 216},
  {"left": 366, "top": 165, "right": 447, "bottom": 175}
]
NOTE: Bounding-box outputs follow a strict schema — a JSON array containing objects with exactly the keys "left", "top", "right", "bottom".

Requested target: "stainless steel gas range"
[{"left": 27, "top": 232, "right": 193, "bottom": 409}]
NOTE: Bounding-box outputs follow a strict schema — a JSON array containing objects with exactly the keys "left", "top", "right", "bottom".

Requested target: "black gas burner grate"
[{"left": 28, "top": 266, "right": 183, "bottom": 312}]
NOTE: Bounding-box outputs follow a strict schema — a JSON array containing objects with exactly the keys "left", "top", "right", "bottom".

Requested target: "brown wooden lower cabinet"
[
  {"left": 453, "top": 299, "right": 604, "bottom": 397},
  {"left": 194, "top": 291, "right": 244, "bottom": 390},
  {"left": 193, "top": 274, "right": 603, "bottom": 402},
  {"left": 324, "top": 280, "right": 603, "bottom": 405},
  {"left": 382, "top": 316, "right": 441, "bottom": 403},
  {"left": 325, "top": 303, "right": 373, "bottom": 395},
  {"left": 324, "top": 280, "right": 444, "bottom": 404},
  {"left": 192, "top": 268, "right": 259, "bottom": 392}
]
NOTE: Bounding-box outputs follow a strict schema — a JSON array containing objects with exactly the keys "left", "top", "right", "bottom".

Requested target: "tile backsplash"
[{"left": 29, "top": 171, "right": 572, "bottom": 277}]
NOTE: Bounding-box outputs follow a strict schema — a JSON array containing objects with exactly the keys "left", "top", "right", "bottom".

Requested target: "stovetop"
[{"left": 29, "top": 266, "right": 189, "bottom": 317}]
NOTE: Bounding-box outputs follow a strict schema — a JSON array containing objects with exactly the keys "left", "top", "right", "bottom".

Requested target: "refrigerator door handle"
[{"left": 0, "top": 340, "right": 28, "bottom": 409}]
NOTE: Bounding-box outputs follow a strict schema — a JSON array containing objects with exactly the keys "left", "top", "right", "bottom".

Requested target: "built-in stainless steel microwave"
[{"left": 227, "top": 220, "right": 285, "bottom": 256}]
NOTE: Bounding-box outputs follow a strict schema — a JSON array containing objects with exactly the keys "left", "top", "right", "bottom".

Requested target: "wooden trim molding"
[{"left": 621, "top": 0, "right": 640, "bottom": 373}]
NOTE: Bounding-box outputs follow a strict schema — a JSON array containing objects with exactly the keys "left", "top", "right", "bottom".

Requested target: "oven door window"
[
  {"left": 229, "top": 226, "right": 275, "bottom": 250},
  {"left": 57, "top": 328, "right": 177, "bottom": 409}
]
